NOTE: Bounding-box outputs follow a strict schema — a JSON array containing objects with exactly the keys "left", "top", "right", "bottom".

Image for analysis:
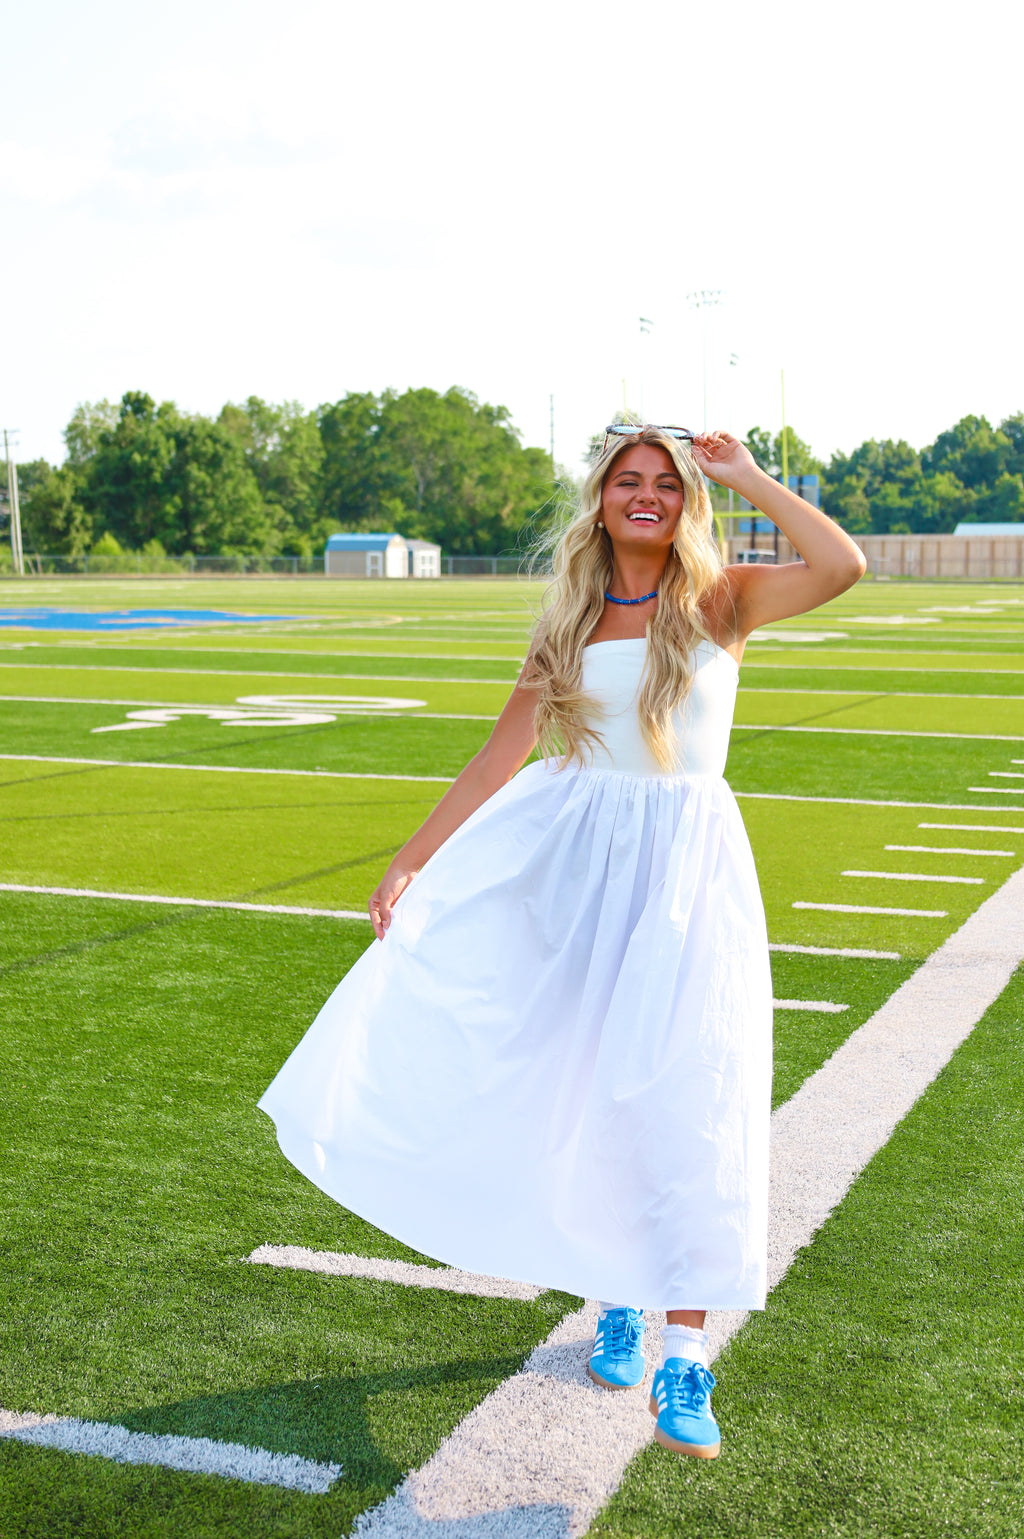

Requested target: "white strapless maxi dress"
[{"left": 258, "top": 639, "right": 773, "bottom": 1310}]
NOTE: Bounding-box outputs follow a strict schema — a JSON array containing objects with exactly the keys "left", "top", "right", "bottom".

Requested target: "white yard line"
[
  {"left": 0, "top": 884, "right": 371, "bottom": 921},
  {"left": 887, "top": 845, "right": 1014, "bottom": 857},
  {"left": 4, "top": 753, "right": 1024, "bottom": 813},
  {"left": 773, "top": 999, "right": 848, "bottom": 1013},
  {"left": 0, "top": 695, "right": 493, "bottom": 723},
  {"left": 245, "top": 1246, "right": 544, "bottom": 1301},
  {"left": 769, "top": 943, "right": 901, "bottom": 959},
  {"left": 792, "top": 901, "right": 948, "bottom": 917},
  {"left": 5, "top": 693, "right": 1024, "bottom": 743},
  {"left": 0, "top": 1408, "right": 340, "bottom": 1493},
  {"left": 0, "top": 753, "right": 453, "bottom": 783},
  {"left": 987, "top": 771, "right": 1024, "bottom": 778},
  {"left": 735, "top": 723, "right": 1024, "bottom": 741},
  {"left": 1, "top": 887, "right": 912, "bottom": 966},
  {"left": 5, "top": 659, "right": 1024, "bottom": 704},
  {"left": 354, "top": 866, "right": 1024, "bottom": 1539},
  {"left": 841, "top": 869, "right": 984, "bottom": 885},
  {"left": 967, "top": 786, "right": 1024, "bottom": 795},
  {"left": 919, "top": 822, "right": 1024, "bottom": 834}
]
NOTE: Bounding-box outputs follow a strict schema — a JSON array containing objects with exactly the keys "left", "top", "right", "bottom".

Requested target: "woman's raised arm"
[
  {"left": 692, "top": 431, "right": 866, "bottom": 637},
  {"left": 368, "top": 672, "right": 540, "bottom": 938}
]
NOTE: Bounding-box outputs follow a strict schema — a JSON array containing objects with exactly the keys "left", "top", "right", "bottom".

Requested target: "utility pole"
[
  {"left": 3, "top": 429, "right": 24, "bottom": 577},
  {"left": 549, "top": 394, "right": 555, "bottom": 480},
  {"left": 686, "top": 290, "right": 723, "bottom": 430},
  {"left": 727, "top": 354, "right": 739, "bottom": 517}
]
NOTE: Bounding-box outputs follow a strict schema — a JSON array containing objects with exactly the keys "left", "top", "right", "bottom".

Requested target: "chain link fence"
[{"left": 1, "top": 552, "right": 546, "bottom": 578}]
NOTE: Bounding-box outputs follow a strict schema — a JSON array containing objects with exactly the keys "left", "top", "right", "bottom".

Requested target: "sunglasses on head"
[{"left": 602, "top": 424, "right": 696, "bottom": 453}]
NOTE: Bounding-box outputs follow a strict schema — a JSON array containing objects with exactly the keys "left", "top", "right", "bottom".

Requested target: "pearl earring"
[{"left": 596, "top": 521, "right": 604, "bottom": 530}]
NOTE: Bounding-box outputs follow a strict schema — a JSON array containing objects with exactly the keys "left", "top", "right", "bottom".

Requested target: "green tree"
[
  {"left": 219, "top": 397, "right": 324, "bottom": 553},
  {"left": 922, "top": 415, "right": 1011, "bottom": 490},
  {"left": 80, "top": 392, "right": 183, "bottom": 549},
  {"left": 16, "top": 460, "right": 92, "bottom": 555},
  {"left": 744, "top": 426, "right": 821, "bottom": 479},
  {"left": 316, "top": 392, "right": 385, "bottom": 533}
]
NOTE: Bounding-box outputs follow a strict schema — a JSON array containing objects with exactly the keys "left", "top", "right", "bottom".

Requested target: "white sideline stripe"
[
  {"left": 0, "top": 884, "right": 371, "bottom": 921},
  {"left": 5, "top": 755, "right": 1024, "bottom": 814},
  {"left": 920, "top": 822, "right": 1024, "bottom": 834},
  {"left": 773, "top": 999, "right": 848, "bottom": 1013},
  {"left": 0, "top": 1407, "right": 341, "bottom": 1493},
  {"left": 841, "top": 869, "right": 984, "bottom": 886},
  {"left": 245, "top": 1245, "right": 545, "bottom": 1301},
  {"left": 0, "top": 753, "right": 453, "bottom": 784},
  {"left": 356, "top": 866, "right": 1024, "bottom": 1539},
  {"left": 769, "top": 943, "right": 901, "bottom": 959},
  {"left": 793, "top": 901, "right": 948, "bottom": 917},
  {"left": 887, "top": 844, "right": 1015, "bottom": 857}
]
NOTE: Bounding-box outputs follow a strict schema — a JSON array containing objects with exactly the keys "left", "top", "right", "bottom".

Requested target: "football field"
[{"left": 1, "top": 575, "right": 1022, "bottom": 1537}]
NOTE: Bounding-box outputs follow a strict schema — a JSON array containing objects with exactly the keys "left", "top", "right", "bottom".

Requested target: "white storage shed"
[
  {"left": 325, "top": 533, "right": 409, "bottom": 578},
  {"left": 406, "top": 539, "right": 442, "bottom": 578}
]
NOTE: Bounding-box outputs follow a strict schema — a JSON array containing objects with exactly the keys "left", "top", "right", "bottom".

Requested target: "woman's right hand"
[{"left": 369, "top": 862, "right": 418, "bottom": 940}]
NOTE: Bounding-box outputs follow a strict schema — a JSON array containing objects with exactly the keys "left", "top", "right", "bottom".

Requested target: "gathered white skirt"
[{"left": 258, "top": 760, "right": 773, "bottom": 1310}]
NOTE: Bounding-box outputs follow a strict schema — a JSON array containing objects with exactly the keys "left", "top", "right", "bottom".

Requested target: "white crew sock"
[
  {"left": 661, "top": 1324, "right": 708, "bottom": 1369},
  {"left": 597, "top": 1302, "right": 635, "bottom": 1319}
]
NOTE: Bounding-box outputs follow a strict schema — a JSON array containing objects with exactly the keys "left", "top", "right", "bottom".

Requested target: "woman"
[{"left": 259, "top": 425, "right": 865, "bottom": 1459}]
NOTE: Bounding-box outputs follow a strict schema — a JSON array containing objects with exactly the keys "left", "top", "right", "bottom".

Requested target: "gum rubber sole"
[
  {"left": 649, "top": 1393, "right": 721, "bottom": 1459},
  {"left": 587, "top": 1364, "right": 641, "bottom": 1391}
]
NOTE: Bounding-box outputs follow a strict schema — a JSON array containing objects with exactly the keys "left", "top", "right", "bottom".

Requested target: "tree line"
[
  {"left": 13, "top": 387, "right": 557, "bottom": 560},
  {"left": 10, "top": 391, "right": 1024, "bottom": 560},
  {"left": 745, "top": 412, "right": 1024, "bottom": 534}
]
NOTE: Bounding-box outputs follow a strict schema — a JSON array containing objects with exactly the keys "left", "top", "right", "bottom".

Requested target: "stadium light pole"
[
  {"left": 639, "top": 316, "right": 653, "bottom": 419},
  {"left": 687, "top": 290, "right": 723, "bottom": 430},
  {"left": 727, "top": 354, "right": 739, "bottom": 516}
]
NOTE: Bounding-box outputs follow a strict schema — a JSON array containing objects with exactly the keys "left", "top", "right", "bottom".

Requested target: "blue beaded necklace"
[{"left": 604, "top": 589, "right": 658, "bottom": 606}]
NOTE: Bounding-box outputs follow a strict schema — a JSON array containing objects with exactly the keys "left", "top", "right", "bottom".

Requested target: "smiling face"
[{"left": 599, "top": 442, "right": 686, "bottom": 551}]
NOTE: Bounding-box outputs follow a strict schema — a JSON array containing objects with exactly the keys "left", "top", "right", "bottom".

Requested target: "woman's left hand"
[{"left": 691, "top": 431, "right": 759, "bottom": 491}]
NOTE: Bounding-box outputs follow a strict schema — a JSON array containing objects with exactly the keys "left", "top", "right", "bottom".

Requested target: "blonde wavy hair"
[{"left": 524, "top": 427, "right": 726, "bottom": 770}]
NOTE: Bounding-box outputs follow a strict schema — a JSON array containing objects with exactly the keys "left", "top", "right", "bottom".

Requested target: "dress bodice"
[{"left": 579, "top": 637, "right": 738, "bottom": 776}]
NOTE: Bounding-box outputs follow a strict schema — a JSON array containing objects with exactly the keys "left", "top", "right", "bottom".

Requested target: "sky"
[{"left": 2, "top": 0, "right": 1021, "bottom": 476}]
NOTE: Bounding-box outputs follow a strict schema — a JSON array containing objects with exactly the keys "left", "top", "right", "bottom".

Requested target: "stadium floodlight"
[{"left": 686, "top": 290, "right": 724, "bottom": 431}]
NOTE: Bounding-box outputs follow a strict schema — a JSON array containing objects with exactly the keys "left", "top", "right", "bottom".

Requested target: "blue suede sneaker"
[
  {"left": 649, "top": 1359, "right": 721, "bottom": 1458},
  {"left": 587, "top": 1307, "right": 646, "bottom": 1390}
]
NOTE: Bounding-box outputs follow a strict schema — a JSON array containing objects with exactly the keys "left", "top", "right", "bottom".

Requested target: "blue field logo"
[{"left": 0, "top": 607, "right": 299, "bottom": 631}]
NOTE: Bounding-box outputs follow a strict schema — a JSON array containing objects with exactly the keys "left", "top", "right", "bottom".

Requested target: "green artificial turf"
[
  {"left": 1, "top": 573, "right": 1023, "bottom": 1538},
  {"left": 592, "top": 963, "right": 1024, "bottom": 1539},
  {"left": 0, "top": 894, "right": 579, "bottom": 1537}
]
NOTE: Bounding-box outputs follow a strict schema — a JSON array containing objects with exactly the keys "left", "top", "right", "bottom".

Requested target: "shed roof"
[
  {"left": 953, "top": 522, "right": 1024, "bottom": 537},
  {"left": 325, "top": 533, "right": 405, "bottom": 552},
  {"left": 406, "top": 538, "right": 442, "bottom": 552}
]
